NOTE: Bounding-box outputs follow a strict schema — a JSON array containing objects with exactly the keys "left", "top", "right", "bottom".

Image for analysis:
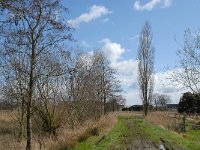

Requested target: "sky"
[{"left": 63, "top": 0, "right": 200, "bottom": 106}]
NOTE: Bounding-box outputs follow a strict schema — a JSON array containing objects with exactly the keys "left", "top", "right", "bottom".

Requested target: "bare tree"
[
  {"left": 0, "top": 1, "right": 72, "bottom": 149},
  {"left": 172, "top": 29, "right": 200, "bottom": 93},
  {"left": 94, "top": 52, "right": 122, "bottom": 114},
  {"left": 137, "top": 21, "right": 155, "bottom": 116},
  {"left": 152, "top": 93, "right": 160, "bottom": 110},
  {"left": 34, "top": 51, "right": 70, "bottom": 136},
  {"left": 152, "top": 93, "right": 171, "bottom": 110},
  {"left": 106, "top": 94, "right": 125, "bottom": 112},
  {"left": 157, "top": 94, "right": 171, "bottom": 109},
  {"left": 64, "top": 50, "right": 122, "bottom": 126}
]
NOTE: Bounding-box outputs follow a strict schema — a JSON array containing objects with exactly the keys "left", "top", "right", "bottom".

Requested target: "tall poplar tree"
[{"left": 137, "top": 21, "right": 155, "bottom": 116}]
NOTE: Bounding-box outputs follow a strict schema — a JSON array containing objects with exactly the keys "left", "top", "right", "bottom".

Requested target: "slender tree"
[
  {"left": 152, "top": 93, "right": 159, "bottom": 110},
  {"left": 137, "top": 21, "right": 155, "bottom": 116}
]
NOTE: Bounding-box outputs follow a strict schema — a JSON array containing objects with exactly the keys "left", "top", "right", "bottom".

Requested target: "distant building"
[
  {"left": 167, "top": 104, "right": 178, "bottom": 111},
  {"left": 122, "top": 104, "right": 154, "bottom": 111},
  {"left": 129, "top": 105, "right": 143, "bottom": 111}
]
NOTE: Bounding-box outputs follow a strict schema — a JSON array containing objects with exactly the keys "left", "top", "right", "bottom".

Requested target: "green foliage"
[{"left": 178, "top": 92, "right": 200, "bottom": 114}]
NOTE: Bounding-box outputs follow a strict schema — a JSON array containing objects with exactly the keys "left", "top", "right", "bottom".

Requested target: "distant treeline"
[
  {"left": 122, "top": 105, "right": 143, "bottom": 111},
  {"left": 122, "top": 104, "right": 178, "bottom": 112}
]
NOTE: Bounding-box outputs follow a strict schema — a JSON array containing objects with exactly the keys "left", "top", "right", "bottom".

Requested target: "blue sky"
[{"left": 63, "top": 0, "right": 200, "bottom": 105}]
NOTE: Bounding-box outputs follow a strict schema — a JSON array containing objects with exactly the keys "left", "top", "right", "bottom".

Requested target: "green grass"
[
  {"left": 73, "top": 115, "right": 200, "bottom": 150},
  {"left": 183, "top": 129, "right": 200, "bottom": 146},
  {"left": 73, "top": 116, "right": 134, "bottom": 150},
  {"left": 132, "top": 117, "right": 200, "bottom": 150}
]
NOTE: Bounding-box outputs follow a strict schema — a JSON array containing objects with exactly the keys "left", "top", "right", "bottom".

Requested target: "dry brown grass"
[
  {"left": 0, "top": 110, "right": 14, "bottom": 121},
  {"left": 0, "top": 111, "right": 117, "bottom": 150},
  {"left": 48, "top": 113, "right": 117, "bottom": 150},
  {"left": 145, "top": 111, "right": 180, "bottom": 131},
  {"left": 118, "top": 111, "right": 143, "bottom": 117},
  {"left": 0, "top": 110, "right": 24, "bottom": 150}
]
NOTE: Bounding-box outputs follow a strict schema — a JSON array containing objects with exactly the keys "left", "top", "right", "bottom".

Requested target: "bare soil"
[
  {"left": 125, "top": 133, "right": 159, "bottom": 150},
  {"left": 124, "top": 117, "right": 160, "bottom": 150}
]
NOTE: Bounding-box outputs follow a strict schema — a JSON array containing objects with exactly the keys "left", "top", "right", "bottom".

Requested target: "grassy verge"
[
  {"left": 73, "top": 116, "right": 134, "bottom": 150},
  {"left": 73, "top": 115, "right": 200, "bottom": 150},
  {"left": 135, "top": 117, "right": 200, "bottom": 150}
]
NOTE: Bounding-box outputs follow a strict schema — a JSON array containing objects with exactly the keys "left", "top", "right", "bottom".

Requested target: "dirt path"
[
  {"left": 124, "top": 117, "right": 160, "bottom": 150},
  {"left": 125, "top": 133, "right": 160, "bottom": 150}
]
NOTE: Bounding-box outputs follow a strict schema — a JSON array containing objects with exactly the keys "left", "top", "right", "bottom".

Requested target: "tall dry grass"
[
  {"left": 0, "top": 110, "right": 24, "bottom": 150},
  {"left": 145, "top": 111, "right": 181, "bottom": 131},
  {"left": 118, "top": 111, "right": 143, "bottom": 117},
  {"left": 47, "top": 113, "right": 117, "bottom": 150},
  {"left": 0, "top": 111, "right": 117, "bottom": 150}
]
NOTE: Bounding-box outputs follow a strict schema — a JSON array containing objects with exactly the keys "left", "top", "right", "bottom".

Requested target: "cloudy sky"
[{"left": 64, "top": 0, "right": 200, "bottom": 105}]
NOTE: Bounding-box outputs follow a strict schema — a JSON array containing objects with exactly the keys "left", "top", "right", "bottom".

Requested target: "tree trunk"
[
  {"left": 144, "top": 104, "right": 148, "bottom": 116},
  {"left": 18, "top": 100, "right": 25, "bottom": 140},
  {"left": 26, "top": 40, "right": 35, "bottom": 150},
  {"left": 103, "top": 92, "right": 106, "bottom": 115},
  {"left": 144, "top": 95, "right": 148, "bottom": 116},
  {"left": 26, "top": 104, "right": 32, "bottom": 150}
]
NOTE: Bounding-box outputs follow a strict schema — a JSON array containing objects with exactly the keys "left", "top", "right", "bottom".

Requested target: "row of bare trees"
[
  {"left": 65, "top": 51, "right": 123, "bottom": 128},
  {"left": 0, "top": 1, "right": 124, "bottom": 150}
]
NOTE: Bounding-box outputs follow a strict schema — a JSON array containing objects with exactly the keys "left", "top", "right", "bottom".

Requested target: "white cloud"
[
  {"left": 154, "top": 70, "right": 186, "bottom": 104},
  {"left": 100, "top": 38, "right": 184, "bottom": 106},
  {"left": 134, "top": 0, "right": 172, "bottom": 11},
  {"left": 101, "top": 38, "right": 125, "bottom": 62},
  {"left": 163, "top": 0, "right": 172, "bottom": 7},
  {"left": 124, "top": 90, "right": 140, "bottom": 106},
  {"left": 68, "top": 5, "right": 110, "bottom": 28},
  {"left": 101, "top": 38, "right": 139, "bottom": 105},
  {"left": 114, "top": 60, "right": 138, "bottom": 88}
]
